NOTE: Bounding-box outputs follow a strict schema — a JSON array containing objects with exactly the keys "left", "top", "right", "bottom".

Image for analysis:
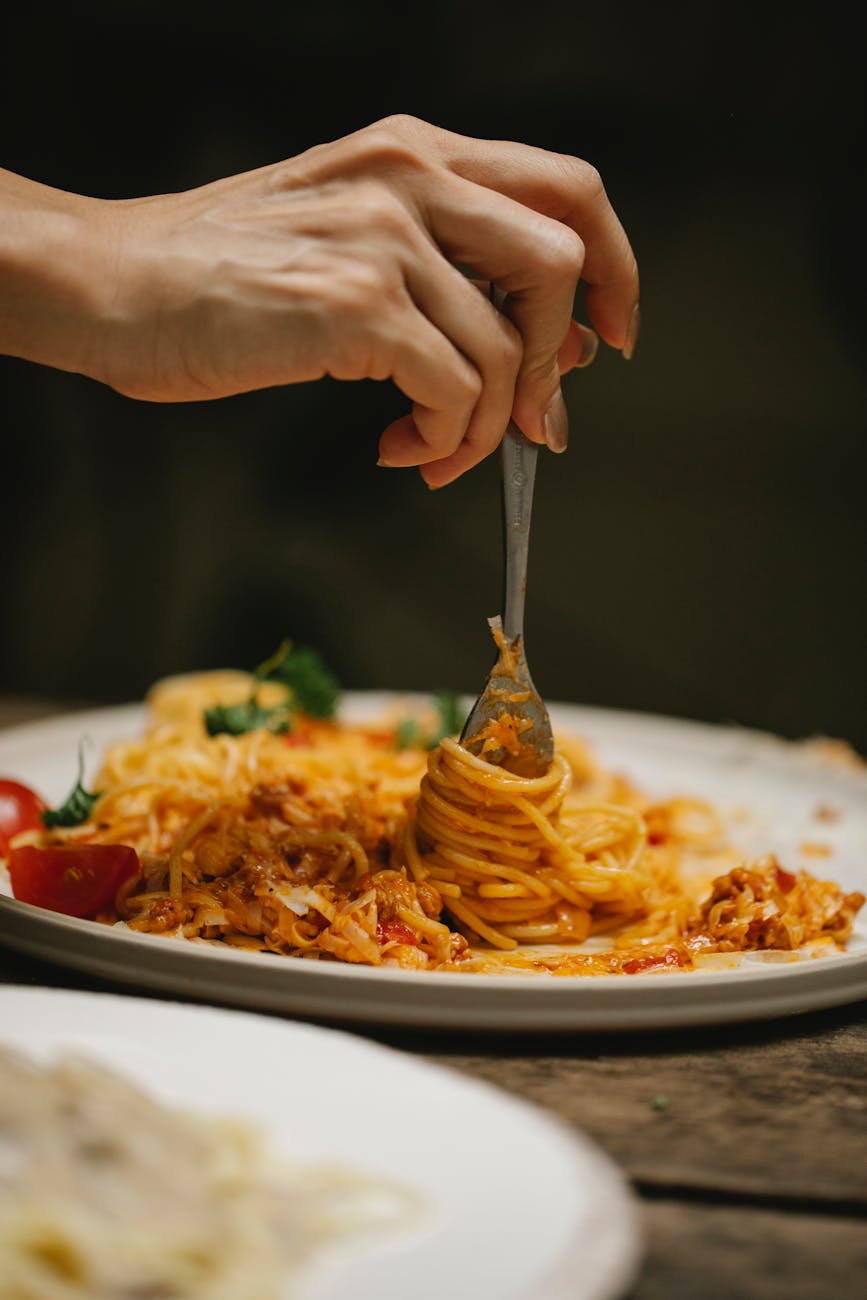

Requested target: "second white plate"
[{"left": 0, "top": 985, "right": 640, "bottom": 1300}]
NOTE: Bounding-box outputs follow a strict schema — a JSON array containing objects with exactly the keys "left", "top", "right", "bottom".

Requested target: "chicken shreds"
[
  {"left": 686, "top": 855, "right": 865, "bottom": 952},
  {"left": 122, "top": 797, "right": 465, "bottom": 968}
]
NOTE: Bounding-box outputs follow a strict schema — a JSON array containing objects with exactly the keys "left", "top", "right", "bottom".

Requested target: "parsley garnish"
[
  {"left": 204, "top": 698, "right": 292, "bottom": 738},
  {"left": 255, "top": 640, "right": 340, "bottom": 719},
  {"left": 203, "top": 639, "right": 341, "bottom": 737},
  {"left": 42, "top": 745, "right": 102, "bottom": 828}
]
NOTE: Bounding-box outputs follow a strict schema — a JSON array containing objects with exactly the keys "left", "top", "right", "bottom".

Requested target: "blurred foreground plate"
[
  {"left": 1, "top": 698, "right": 866, "bottom": 1032},
  {"left": 0, "top": 985, "right": 639, "bottom": 1300}
]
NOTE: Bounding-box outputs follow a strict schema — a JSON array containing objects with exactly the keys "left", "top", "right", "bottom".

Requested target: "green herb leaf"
[
  {"left": 255, "top": 640, "right": 340, "bottom": 719},
  {"left": 429, "top": 691, "right": 465, "bottom": 746},
  {"left": 201, "top": 639, "right": 341, "bottom": 736},
  {"left": 42, "top": 745, "right": 102, "bottom": 828},
  {"left": 394, "top": 691, "right": 466, "bottom": 751},
  {"left": 395, "top": 717, "right": 421, "bottom": 750},
  {"left": 204, "top": 698, "right": 292, "bottom": 737}
]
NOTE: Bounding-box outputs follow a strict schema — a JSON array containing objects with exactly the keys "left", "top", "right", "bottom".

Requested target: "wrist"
[{"left": 0, "top": 169, "right": 115, "bottom": 381}]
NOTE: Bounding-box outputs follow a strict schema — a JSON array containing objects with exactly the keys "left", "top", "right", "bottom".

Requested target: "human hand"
[{"left": 1, "top": 117, "right": 639, "bottom": 485}]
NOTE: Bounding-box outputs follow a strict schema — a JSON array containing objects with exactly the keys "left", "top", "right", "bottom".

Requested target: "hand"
[{"left": 1, "top": 116, "right": 639, "bottom": 485}]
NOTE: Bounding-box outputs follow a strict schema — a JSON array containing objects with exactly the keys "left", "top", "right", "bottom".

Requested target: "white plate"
[
  {"left": 1, "top": 698, "right": 866, "bottom": 1032},
  {"left": 0, "top": 985, "right": 639, "bottom": 1300}
]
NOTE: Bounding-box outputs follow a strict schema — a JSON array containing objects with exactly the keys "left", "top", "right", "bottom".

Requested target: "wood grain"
[
  {"left": 630, "top": 1199, "right": 867, "bottom": 1300},
  {"left": 415, "top": 1005, "right": 867, "bottom": 1205}
]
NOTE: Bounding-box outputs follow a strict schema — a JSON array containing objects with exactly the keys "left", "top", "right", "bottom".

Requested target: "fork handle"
[
  {"left": 501, "top": 423, "right": 538, "bottom": 640},
  {"left": 488, "top": 284, "right": 539, "bottom": 643}
]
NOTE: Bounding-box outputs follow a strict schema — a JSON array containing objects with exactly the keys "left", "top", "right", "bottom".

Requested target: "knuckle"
[
  {"left": 539, "top": 224, "right": 585, "bottom": 281},
  {"left": 558, "top": 155, "right": 605, "bottom": 203},
  {"left": 452, "top": 361, "right": 482, "bottom": 408},
  {"left": 501, "top": 321, "right": 524, "bottom": 370},
  {"left": 266, "top": 163, "right": 296, "bottom": 193},
  {"left": 482, "top": 323, "right": 523, "bottom": 384},
  {"left": 357, "top": 119, "right": 428, "bottom": 174},
  {"left": 375, "top": 112, "right": 423, "bottom": 136}
]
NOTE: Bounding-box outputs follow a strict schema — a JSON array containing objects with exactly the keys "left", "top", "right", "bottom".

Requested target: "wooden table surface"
[{"left": 1, "top": 697, "right": 866, "bottom": 1299}]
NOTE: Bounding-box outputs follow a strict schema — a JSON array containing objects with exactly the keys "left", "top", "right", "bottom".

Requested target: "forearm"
[{"left": 0, "top": 168, "right": 108, "bottom": 378}]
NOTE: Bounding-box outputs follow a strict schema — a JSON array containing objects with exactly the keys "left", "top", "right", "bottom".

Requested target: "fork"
[{"left": 460, "top": 290, "right": 555, "bottom": 777}]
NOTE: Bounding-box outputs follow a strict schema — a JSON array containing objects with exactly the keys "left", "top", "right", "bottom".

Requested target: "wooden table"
[{"left": 2, "top": 698, "right": 865, "bottom": 1298}]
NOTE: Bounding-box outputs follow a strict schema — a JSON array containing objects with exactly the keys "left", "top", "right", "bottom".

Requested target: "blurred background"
[{"left": 1, "top": 1, "right": 864, "bottom": 748}]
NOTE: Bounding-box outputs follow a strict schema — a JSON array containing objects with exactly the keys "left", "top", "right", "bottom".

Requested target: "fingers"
[
  {"left": 361, "top": 116, "right": 638, "bottom": 350},
  {"left": 558, "top": 320, "right": 599, "bottom": 374},
  {"left": 467, "top": 284, "right": 597, "bottom": 375},
  {"left": 411, "top": 314, "right": 597, "bottom": 487},
  {"left": 375, "top": 305, "right": 483, "bottom": 467},
  {"left": 414, "top": 120, "right": 640, "bottom": 351},
  {"left": 403, "top": 255, "right": 523, "bottom": 478},
  {"left": 375, "top": 281, "right": 598, "bottom": 481},
  {"left": 420, "top": 435, "right": 499, "bottom": 489},
  {"left": 415, "top": 171, "right": 589, "bottom": 443}
]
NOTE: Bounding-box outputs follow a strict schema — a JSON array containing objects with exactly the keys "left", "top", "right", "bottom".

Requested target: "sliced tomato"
[
  {"left": 0, "top": 779, "right": 48, "bottom": 857},
  {"left": 378, "top": 920, "right": 419, "bottom": 946},
  {"left": 376, "top": 919, "right": 419, "bottom": 947},
  {"left": 8, "top": 844, "right": 139, "bottom": 918}
]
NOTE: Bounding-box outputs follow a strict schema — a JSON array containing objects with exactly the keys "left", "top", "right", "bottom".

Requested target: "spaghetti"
[
  {"left": 404, "top": 738, "right": 649, "bottom": 950},
  {"left": 3, "top": 669, "right": 864, "bottom": 973}
]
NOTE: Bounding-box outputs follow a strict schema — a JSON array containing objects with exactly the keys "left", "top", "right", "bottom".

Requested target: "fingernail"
[
  {"left": 575, "top": 326, "right": 599, "bottom": 369},
  {"left": 623, "top": 302, "right": 641, "bottom": 361},
  {"left": 543, "top": 388, "right": 569, "bottom": 453}
]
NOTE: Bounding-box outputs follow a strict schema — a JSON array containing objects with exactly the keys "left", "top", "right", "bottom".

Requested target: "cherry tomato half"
[
  {"left": 8, "top": 844, "right": 139, "bottom": 918},
  {"left": 0, "top": 779, "right": 48, "bottom": 857}
]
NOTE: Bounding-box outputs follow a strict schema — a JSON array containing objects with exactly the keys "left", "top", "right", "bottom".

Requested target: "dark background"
[{"left": 2, "top": 2, "right": 865, "bottom": 748}]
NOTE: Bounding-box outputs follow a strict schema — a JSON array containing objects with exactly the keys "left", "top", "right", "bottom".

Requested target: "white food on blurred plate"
[{"left": 0, "top": 1047, "right": 414, "bottom": 1299}]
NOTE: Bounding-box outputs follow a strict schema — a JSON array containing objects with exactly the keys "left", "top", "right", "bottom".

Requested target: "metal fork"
[{"left": 460, "top": 290, "right": 554, "bottom": 777}]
